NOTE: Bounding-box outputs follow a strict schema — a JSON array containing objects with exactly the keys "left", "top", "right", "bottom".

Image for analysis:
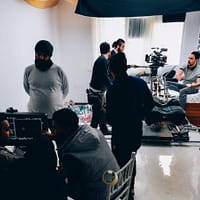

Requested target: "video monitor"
[
  {"left": 15, "top": 119, "right": 42, "bottom": 138},
  {"left": 0, "top": 112, "right": 48, "bottom": 139}
]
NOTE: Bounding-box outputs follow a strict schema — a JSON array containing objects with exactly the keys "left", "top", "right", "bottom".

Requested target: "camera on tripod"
[{"left": 145, "top": 47, "right": 168, "bottom": 76}]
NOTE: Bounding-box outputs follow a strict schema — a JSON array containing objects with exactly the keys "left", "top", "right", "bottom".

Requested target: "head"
[
  {"left": 100, "top": 42, "right": 111, "bottom": 58},
  {"left": 34, "top": 40, "right": 54, "bottom": 71},
  {"left": 116, "top": 38, "right": 125, "bottom": 53},
  {"left": 187, "top": 51, "right": 200, "bottom": 68},
  {"left": 0, "top": 114, "right": 13, "bottom": 146},
  {"left": 109, "top": 52, "right": 128, "bottom": 78},
  {"left": 112, "top": 41, "right": 118, "bottom": 49},
  {"left": 52, "top": 108, "right": 79, "bottom": 146}
]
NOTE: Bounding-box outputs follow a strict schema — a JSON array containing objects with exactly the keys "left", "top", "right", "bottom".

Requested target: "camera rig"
[
  {"left": 145, "top": 47, "right": 168, "bottom": 77},
  {"left": 145, "top": 48, "right": 168, "bottom": 98},
  {"left": 144, "top": 48, "right": 196, "bottom": 143}
]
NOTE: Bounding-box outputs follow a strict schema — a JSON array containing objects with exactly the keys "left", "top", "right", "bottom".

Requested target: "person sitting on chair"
[
  {"left": 52, "top": 108, "right": 119, "bottom": 200},
  {"left": 167, "top": 51, "right": 200, "bottom": 108},
  {"left": 0, "top": 114, "right": 19, "bottom": 174},
  {"left": 0, "top": 114, "right": 23, "bottom": 199}
]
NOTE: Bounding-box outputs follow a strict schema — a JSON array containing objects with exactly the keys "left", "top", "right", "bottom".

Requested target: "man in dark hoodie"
[
  {"left": 52, "top": 108, "right": 119, "bottom": 200},
  {"left": 23, "top": 40, "right": 69, "bottom": 121},
  {"left": 106, "top": 52, "right": 154, "bottom": 200}
]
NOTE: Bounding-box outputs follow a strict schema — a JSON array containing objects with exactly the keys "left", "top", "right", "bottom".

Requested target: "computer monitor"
[
  {"left": 15, "top": 119, "right": 42, "bottom": 138},
  {"left": 1, "top": 112, "right": 48, "bottom": 139}
]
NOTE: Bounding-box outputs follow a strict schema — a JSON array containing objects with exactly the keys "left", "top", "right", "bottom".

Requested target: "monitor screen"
[
  {"left": 0, "top": 112, "right": 48, "bottom": 139},
  {"left": 15, "top": 119, "right": 42, "bottom": 138}
]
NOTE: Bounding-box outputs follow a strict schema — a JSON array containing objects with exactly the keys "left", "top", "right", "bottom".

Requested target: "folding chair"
[{"left": 103, "top": 152, "right": 136, "bottom": 200}]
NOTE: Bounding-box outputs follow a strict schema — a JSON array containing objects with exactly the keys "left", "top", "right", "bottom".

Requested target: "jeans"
[{"left": 167, "top": 81, "right": 198, "bottom": 108}]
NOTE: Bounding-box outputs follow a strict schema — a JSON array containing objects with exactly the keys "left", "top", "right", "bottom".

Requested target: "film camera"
[{"left": 145, "top": 47, "right": 168, "bottom": 76}]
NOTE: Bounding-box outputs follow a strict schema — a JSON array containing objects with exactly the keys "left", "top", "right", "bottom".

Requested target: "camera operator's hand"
[
  {"left": 42, "top": 129, "right": 52, "bottom": 136},
  {"left": 132, "top": 64, "right": 137, "bottom": 68},
  {"left": 137, "top": 71, "right": 146, "bottom": 76}
]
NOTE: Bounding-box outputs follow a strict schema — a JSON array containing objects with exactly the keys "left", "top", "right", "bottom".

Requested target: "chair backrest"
[{"left": 103, "top": 152, "right": 135, "bottom": 200}]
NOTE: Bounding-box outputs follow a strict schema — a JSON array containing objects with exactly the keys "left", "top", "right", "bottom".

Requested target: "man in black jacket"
[
  {"left": 89, "top": 42, "right": 112, "bottom": 134},
  {"left": 106, "top": 52, "right": 154, "bottom": 200}
]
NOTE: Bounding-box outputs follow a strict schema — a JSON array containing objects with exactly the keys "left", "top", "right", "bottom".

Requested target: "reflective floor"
[
  {"left": 69, "top": 129, "right": 200, "bottom": 200},
  {"left": 135, "top": 141, "right": 200, "bottom": 200}
]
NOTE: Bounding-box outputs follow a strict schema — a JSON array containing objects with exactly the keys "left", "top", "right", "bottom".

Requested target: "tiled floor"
[{"left": 135, "top": 137, "right": 200, "bottom": 200}]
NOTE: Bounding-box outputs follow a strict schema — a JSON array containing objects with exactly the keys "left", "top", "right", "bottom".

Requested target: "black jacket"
[
  {"left": 106, "top": 74, "right": 154, "bottom": 151},
  {"left": 90, "top": 55, "right": 112, "bottom": 91}
]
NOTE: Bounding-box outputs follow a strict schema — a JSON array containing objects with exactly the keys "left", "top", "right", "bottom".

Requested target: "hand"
[
  {"left": 137, "top": 71, "right": 146, "bottom": 76},
  {"left": 42, "top": 129, "right": 52, "bottom": 136},
  {"left": 181, "top": 77, "right": 185, "bottom": 80},
  {"left": 191, "top": 82, "right": 197, "bottom": 87},
  {"left": 186, "top": 83, "right": 192, "bottom": 88},
  {"left": 131, "top": 64, "right": 137, "bottom": 68}
]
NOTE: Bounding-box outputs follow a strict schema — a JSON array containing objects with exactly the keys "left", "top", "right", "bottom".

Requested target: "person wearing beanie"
[{"left": 23, "top": 40, "right": 69, "bottom": 125}]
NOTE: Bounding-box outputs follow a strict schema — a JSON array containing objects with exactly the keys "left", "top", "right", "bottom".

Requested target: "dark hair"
[
  {"left": 35, "top": 40, "right": 54, "bottom": 57},
  {"left": 100, "top": 42, "right": 110, "bottom": 54},
  {"left": 52, "top": 108, "right": 79, "bottom": 131},
  {"left": 116, "top": 38, "right": 125, "bottom": 46},
  {"left": 112, "top": 41, "right": 118, "bottom": 48},
  {"left": 0, "top": 113, "right": 6, "bottom": 131},
  {"left": 109, "top": 52, "right": 127, "bottom": 76},
  {"left": 191, "top": 51, "right": 200, "bottom": 60}
]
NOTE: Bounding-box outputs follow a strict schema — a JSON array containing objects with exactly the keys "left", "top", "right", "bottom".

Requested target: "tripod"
[{"left": 149, "top": 65, "right": 169, "bottom": 101}]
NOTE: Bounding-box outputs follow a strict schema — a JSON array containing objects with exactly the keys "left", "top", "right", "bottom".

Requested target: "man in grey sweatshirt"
[{"left": 23, "top": 40, "right": 69, "bottom": 120}]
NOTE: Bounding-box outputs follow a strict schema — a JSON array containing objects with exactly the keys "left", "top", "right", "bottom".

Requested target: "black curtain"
[{"left": 75, "top": 0, "right": 200, "bottom": 17}]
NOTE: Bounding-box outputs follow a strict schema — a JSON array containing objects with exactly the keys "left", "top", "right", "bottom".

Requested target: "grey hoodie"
[{"left": 59, "top": 124, "right": 119, "bottom": 200}]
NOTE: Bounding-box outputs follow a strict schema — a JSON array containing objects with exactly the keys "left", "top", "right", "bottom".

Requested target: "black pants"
[{"left": 90, "top": 94, "right": 108, "bottom": 134}]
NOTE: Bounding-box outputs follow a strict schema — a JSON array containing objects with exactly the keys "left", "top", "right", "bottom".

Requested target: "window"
[{"left": 128, "top": 18, "right": 147, "bottom": 38}]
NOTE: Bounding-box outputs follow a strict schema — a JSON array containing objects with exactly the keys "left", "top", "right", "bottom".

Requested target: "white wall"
[
  {"left": 49, "top": 1, "right": 93, "bottom": 103},
  {"left": 94, "top": 18, "right": 125, "bottom": 58},
  {"left": 0, "top": 0, "right": 93, "bottom": 112},
  {"left": 180, "top": 11, "right": 200, "bottom": 64},
  {"left": 95, "top": 16, "right": 184, "bottom": 66},
  {"left": 151, "top": 19, "right": 184, "bottom": 65}
]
